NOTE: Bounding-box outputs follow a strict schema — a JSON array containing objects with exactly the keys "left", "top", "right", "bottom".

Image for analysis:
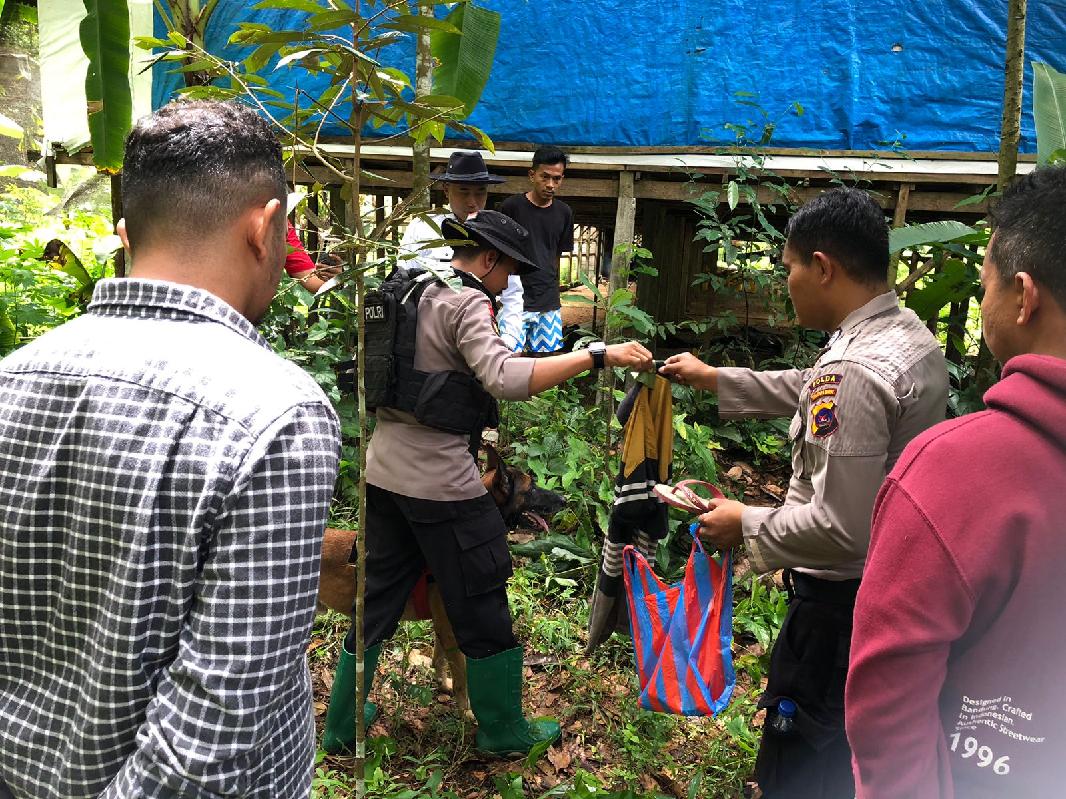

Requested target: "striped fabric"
[
  {"left": 586, "top": 382, "right": 672, "bottom": 653},
  {"left": 0, "top": 279, "right": 340, "bottom": 799},
  {"left": 623, "top": 524, "right": 735, "bottom": 717},
  {"left": 506, "top": 309, "right": 564, "bottom": 353}
]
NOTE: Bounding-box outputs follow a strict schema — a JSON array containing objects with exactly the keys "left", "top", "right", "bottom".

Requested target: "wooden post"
[
  {"left": 604, "top": 170, "right": 636, "bottom": 344},
  {"left": 598, "top": 170, "right": 636, "bottom": 409},
  {"left": 888, "top": 182, "right": 912, "bottom": 286},
  {"left": 997, "top": 0, "right": 1028, "bottom": 192}
]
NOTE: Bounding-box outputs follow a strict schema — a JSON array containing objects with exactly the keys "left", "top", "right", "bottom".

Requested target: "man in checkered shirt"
[{"left": 0, "top": 101, "right": 340, "bottom": 798}]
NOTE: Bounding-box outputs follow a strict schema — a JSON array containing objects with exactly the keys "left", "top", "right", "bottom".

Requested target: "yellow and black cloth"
[{"left": 586, "top": 376, "right": 674, "bottom": 653}]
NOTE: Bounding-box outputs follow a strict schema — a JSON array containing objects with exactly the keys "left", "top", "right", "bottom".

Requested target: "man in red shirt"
[
  {"left": 284, "top": 222, "right": 339, "bottom": 293},
  {"left": 846, "top": 165, "right": 1066, "bottom": 797}
]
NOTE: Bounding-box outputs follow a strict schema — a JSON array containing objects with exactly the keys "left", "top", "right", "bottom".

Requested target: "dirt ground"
[
  {"left": 310, "top": 455, "right": 792, "bottom": 797},
  {"left": 561, "top": 282, "right": 608, "bottom": 333}
]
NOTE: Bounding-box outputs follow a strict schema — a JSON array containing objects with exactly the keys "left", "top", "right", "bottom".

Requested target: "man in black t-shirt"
[{"left": 498, "top": 145, "right": 574, "bottom": 353}]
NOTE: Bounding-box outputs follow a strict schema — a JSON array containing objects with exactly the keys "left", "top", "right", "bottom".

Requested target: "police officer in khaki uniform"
[
  {"left": 661, "top": 188, "right": 948, "bottom": 798},
  {"left": 323, "top": 210, "right": 653, "bottom": 757}
]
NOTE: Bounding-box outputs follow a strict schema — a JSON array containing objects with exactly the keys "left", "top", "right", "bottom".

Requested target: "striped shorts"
[{"left": 504, "top": 309, "right": 564, "bottom": 353}]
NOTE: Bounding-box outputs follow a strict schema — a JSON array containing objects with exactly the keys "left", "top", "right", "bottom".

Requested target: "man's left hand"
[
  {"left": 696, "top": 498, "right": 747, "bottom": 551},
  {"left": 314, "top": 253, "right": 343, "bottom": 280}
]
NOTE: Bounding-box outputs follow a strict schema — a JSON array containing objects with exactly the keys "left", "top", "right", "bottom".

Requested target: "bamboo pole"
[{"left": 349, "top": 5, "right": 370, "bottom": 795}]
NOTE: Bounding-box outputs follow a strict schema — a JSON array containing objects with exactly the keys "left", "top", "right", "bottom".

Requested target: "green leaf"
[
  {"left": 42, "top": 239, "right": 96, "bottom": 295},
  {"left": 252, "top": 0, "right": 325, "bottom": 12},
  {"left": 431, "top": 3, "right": 500, "bottom": 116},
  {"left": 952, "top": 185, "right": 995, "bottom": 209},
  {"left": 382, "top": 13, "right": 460, "bottom": 36},
  {"left": 132, "top": 35, "right": 168, "bottom": 50},
  {"left": 889, "top": 221, "right": 977, "bottom": 254},
  {"left": 80, "top": 0, "right": 133, "bottom": 172},
  {"left": 727, "top": 180, "right": 740, "bottom": 211},
  {"left": 0, "top": 305, "right": 14, "bottom": 355},
  {"left": 0, "top": 112, "right": 22, "bottom": 139},
  {"left": 414, "top": 93, "right": 465, "bottom": 109},
  {"left": 306, "top": 9, "right": 361, "bottom": 31},
  {"left": 905, "top": 259, "right": 977, "bottom": 322},
  {"left": 1033, "top": 61, "right": 1066, "bottom": 165},
  {"left": 274, "top": 48, "right": 324, "bottom": 70},
  {"left": 523, "top": 736, "right": 553, "bottom": 768}
]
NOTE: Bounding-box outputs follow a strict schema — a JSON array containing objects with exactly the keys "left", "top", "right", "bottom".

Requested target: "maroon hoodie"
[{"left": 846, "top": 354, "right": 1066, "bottom": 798}]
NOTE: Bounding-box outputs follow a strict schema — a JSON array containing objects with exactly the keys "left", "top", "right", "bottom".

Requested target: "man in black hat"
[
  {"left": 397, "top": 150, "right": 505, "bottom": 273},
  {"left": 322, "top": 209, "right": 653, "bottom": 757}
]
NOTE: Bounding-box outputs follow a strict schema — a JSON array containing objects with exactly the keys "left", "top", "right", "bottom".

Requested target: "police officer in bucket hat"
[{"left": 324, "top": 210, "right": 654, "bottom": 757}]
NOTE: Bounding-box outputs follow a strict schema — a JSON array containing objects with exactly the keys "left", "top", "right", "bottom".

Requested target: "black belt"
[{"left": 784, "top": 569, "right": 861, "bottom": 606}]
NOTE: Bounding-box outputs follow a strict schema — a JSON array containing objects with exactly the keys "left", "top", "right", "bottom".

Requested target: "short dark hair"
[
  {"left": 785, "top": 187, "right": 889, "bottom": 286},
  {"left": 988, "top": 165, "right": 1066, "bottom": 308},
  {"left": 532, "top": 145, "right": 568, "bottom": 171},
  {"left": 121, "top": 100, "right": 286, "bottom": 253},
  {"left": 451, "top": 244, "right": 491, "bottom": 262}
]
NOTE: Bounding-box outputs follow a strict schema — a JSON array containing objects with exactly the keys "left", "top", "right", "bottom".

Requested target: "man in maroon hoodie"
[{"left": 846, "top": 165, "right": 1066, "bottom": 798}]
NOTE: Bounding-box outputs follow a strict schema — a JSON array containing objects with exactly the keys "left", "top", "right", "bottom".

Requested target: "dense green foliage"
[{"left": 0, "top": 180, "right": 118, "bottom": 354}]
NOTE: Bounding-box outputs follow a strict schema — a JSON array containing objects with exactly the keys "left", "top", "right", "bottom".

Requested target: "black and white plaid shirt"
[{"left": 0, "top": 279, "right": 340, "bottom": 799}]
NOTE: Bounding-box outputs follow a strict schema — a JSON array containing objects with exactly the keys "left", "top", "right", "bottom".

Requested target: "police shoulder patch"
[{"left": 809, "top": 373, "right": 842, "bottom": 438}]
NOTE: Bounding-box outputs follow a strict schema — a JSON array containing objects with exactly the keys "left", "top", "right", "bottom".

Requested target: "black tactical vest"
[{"left": 361, "top": 266, "right": 500, "bottom": 436}]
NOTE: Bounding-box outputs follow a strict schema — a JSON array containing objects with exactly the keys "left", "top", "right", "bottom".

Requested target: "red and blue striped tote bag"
[{"left": 622, "top": 523, "right": 735, "bottom": 716}]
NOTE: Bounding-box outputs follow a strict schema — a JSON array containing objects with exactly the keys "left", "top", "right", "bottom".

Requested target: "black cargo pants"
[
  {"left": 754, "top": 570, "right": 859, "bottom": 799},
  {"left": 345, "top": 483, "right": 518, "bottom": 659}
]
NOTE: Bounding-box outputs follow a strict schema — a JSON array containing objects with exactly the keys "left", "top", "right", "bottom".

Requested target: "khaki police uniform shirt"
[
  {"left": 365, "top": 278, "right": 535, "bottom": 501},
  {"left": 717, "top": 291, "right": 947, "bottom": 580}
]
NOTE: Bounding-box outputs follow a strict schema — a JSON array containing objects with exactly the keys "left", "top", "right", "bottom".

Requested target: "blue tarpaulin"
[{"left": 153, "top": 1, "right": 1066, "bottom": 153}]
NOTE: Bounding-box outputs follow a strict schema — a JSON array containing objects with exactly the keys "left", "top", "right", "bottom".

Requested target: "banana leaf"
[
  {"left": 42, "top": 239, "right": 97, "bottom": 306},
  {"left": 904, "top": 259, "right": 978, "bottom": 323},
  {"left": 889, "top": 221, "right": 977, "bottom": 255},
  {"left": 431, "top": 3, "right": 500, "bottom": 117},
  {"left": 1033, "top": 61, "right": 1066, "bottom": 165},
  {"left": 80, "top": 0, "right": 133, "bottom": 172}
]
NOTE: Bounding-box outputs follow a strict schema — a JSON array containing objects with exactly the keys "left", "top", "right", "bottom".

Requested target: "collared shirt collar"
[
  {"left": 88, "top": 277, "right": 270, "bottom": 350},
  {"left": 823, "top": 291, "right": 900, "bottom": 350},
  {"left": 837, "top": 290, "right": 900, "bottom": 334}
]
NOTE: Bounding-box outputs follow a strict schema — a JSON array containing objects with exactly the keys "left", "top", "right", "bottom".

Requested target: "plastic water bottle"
[{"left": 769, "top": 698, "right": 797, "bottom": 735}]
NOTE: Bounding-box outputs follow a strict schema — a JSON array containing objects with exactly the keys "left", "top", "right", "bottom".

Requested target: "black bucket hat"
[
  {"left": 442, "top": 210, "right": 540, "bottom": 275},
  {"left": 433, "top": 150, "right": 506, "bottom": 184}
]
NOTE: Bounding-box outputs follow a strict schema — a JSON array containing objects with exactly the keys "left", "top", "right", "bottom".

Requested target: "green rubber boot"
[
  {"left": 321, "top": 642, "right": 382, "bottom": 754},
  {"left": 466, "top": 647, "right": 561, "bottom": 756}
]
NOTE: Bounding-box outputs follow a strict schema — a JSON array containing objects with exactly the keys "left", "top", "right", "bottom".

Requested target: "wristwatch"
[{"left": 588, "top": 341, "right": 607, "bottom": 370}]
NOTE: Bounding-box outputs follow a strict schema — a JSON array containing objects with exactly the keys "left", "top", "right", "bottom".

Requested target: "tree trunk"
[
  {"left": 997, "top": 0, "right": 1028, "bottom": 192},
  {"left": 410, "top": 2, "right": 434, "bottom": 212},
  {"left": 597, "top": 170, "right": 636, "bottom": 412}
]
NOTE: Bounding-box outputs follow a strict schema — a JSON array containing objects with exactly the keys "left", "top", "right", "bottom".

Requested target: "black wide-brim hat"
[
  {"left": 442, "top": 210, "right": 539, "bottom": 275},
  {"left": 433, "top": 150, "right": 506, "bottom": 184}
]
